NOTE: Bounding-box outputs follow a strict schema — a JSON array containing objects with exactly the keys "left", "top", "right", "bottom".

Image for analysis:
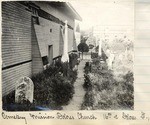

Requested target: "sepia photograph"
[{"left": 2, "top": 0, "right": 134, "bottom": 111}]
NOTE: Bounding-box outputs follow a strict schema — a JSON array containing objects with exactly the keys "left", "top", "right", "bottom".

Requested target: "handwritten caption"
[{"left": 2, "top": 111, "right": 150, "bottom": 124}]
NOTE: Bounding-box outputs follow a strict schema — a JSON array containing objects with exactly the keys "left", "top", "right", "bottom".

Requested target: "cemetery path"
[{"left": 63, "top": 60, "right": 88, "bottom": 110}]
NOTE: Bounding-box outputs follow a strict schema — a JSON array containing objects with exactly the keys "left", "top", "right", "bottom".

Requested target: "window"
[
  {"left": 32, "top": 16, "right": 39, "bottom": 25},
  {"left": 28, "top": 3, "right": 40, "bottom": 25}
]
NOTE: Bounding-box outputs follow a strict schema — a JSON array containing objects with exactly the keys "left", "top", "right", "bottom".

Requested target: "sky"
[{"left": 70, "top": 0, "right": 134, "bottom": 31}]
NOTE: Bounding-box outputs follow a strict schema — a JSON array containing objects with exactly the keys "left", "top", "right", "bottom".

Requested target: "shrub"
[
  {"left": 68, "top": 69, "right": 78, "bottom": 84},
  {"left": 61, "top": 62, "right": 70, "bottom": 77},
  {"left": 51, "top": 74, "right": 74, "bottom": 106},
  {"left": 92, "top": 57, "right": 100, "bottom": 66},
  {"left": 117, "top": 93, "right": 134, "bottom": 109},
  {"left": 82, "top": 54, "right": 134, "bottom": 110},
  {"left": 83, "top": 74, "right": 92, "bottom": 90},
  {"left": 32, "top": 61, "right": 78, "bottom": 109},
  {"left": 69, "top": 53, "right": 79, "bottom": 69},
  {"left": 84, "top": 62, "right": 91, "bottom": 74},
  {"left": 32, "top": 75, "right": 54, "bottom": 107},
  {"left": 91, "top": 52, "right": 98, "bottom": 59},
  {"left": 117, "top": 71, "right": 134, "bottom": 109},
  {"left": 81, "top": 91, "right": 94, "bottom": 110}
]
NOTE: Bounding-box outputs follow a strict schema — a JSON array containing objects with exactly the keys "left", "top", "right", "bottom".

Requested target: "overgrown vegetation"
[
  {"left": 81, "top": 56, "right": 134, "bottom": 110},
  {"left": 32, "top": 54, "right": 79, "bottom": 109},
  {"left": 3, "top": 53, "right": 79, "bottom": 111}
]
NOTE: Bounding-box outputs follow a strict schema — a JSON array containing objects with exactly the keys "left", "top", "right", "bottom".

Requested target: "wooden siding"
[
  {"left": 2, "top": 62, "right": 32, "bottom": 96},
  {"left": 2, "top": 2, "right": 32, "bottom": 96},
  {"left": 34, "top": 17, "right": 60, "bottom": 58},
  {"left": 2, "top": 1, "right": 76, "bottom": 96},
  {"left": 35, "top": 17, "right": 75, "bottom": 57},
  {"left": 31, "top": 21, "right": 44, "bottom": 74}
]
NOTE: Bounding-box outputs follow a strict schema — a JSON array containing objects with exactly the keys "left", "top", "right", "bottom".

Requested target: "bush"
[
  {"left": 32, "top": 61, "right": 78, "bottom": 109},
  {"left": 69, "top": 53, "right": 79, "bottom": 70},
  {"left": 51, "top": 74, "right": 74, "bottom": 106},
  {"left": 117, "top": 71, "right": 134, "bottom": 109},
  {"left": 92, "top": 57, "right": 101, "bottom": 66},
  {"left": 68, "top": 69, "right": 78, "bottom": 84},
  {"left": 91, "top": 52, "right": 98, "bottom": 59},
  {"left": 82, "top": 54, "right": 134, "bottom": 110},
  {"left": 117, "top": 93, "right": 134, "bottom": 109},
  {"left": 83, "top": 74, "right": 92, "bottom": 90},
  {"left": 32, "top": 74, "right": 54, "bottom": 107},
  {"left": 84, "top": 62, "right": 91, "bottom": 74},
  {"left": 81, "top": 91, "right": 94, "bottom": 110}
]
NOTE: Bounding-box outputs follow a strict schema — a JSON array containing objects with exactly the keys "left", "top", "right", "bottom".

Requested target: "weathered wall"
[
  {"left": 31, "top": 21, "right": 44, "bottom": 75},
  {"left": 34, "top": 17, "right": 60, "bottom": 58},
  {"left": 2, "top": 2, "right": 32, "bottom": 96},
  {"left": 34, "top": 17, "right": 74, "bottom": 58},
  {"left": 34, "top": 1, "right": 75, "bottom": 28},
  {"left": 2, "top": 1, "right": 76, "bottom": 96},
  {"left": 34, "top": 1, "right": 75, "bottom": 53}
]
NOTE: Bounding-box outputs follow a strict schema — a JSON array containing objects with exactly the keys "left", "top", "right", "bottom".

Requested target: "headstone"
[{"left": 15, "top": 76, "right": 34, "bottom": 104}]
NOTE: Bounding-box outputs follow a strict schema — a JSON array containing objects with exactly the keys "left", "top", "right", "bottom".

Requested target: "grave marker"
[{"left": 15, "top": 76, "right": 34, "bottom": 104}]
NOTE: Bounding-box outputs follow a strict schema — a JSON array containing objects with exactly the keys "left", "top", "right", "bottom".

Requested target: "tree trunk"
[{"left": 82, "top": 52, "right": 83, "bottom": 59}]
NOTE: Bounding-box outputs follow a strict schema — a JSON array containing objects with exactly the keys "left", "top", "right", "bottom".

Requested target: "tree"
[{"left": 78, "top": 42, "right": 89, "bottom": 59}]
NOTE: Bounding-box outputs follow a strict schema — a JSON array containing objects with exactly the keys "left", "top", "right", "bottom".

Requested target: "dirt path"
[{"left": 63, "top": 60, "right": 88, "bottom": 110}]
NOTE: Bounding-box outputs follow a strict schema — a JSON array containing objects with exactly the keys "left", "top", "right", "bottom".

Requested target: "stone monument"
[{"left": 15, "top": 76, "right": 34, "bottom": 104}]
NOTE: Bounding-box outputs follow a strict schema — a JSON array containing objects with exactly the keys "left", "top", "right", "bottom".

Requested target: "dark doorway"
[{"left": 48, "top": 45, "right": 53, "bottom": 64}]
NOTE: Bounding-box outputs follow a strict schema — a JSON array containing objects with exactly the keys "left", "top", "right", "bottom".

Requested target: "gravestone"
[{"left": 15, "top": 76, "right": 34, "bottom": 104}]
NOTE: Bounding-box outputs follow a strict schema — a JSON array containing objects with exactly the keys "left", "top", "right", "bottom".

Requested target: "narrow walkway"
[{"left": 63, "top": 60, "right": 87, "bottom": 110}]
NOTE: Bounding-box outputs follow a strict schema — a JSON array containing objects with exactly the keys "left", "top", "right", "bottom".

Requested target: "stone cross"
[{"left": 15, "top": 76, "right": 34, "bottom": 104}]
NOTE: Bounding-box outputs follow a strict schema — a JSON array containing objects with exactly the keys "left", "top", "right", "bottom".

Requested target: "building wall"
[
  {"left": 31, "top": 21, "right": 44, "bottom": 75},
  {"left": 34, "top": 1, "right": 75, "bottom": 28},
  {"left": 2, "top": 1, "right": 76, "bottom": 96},
  {"left": 34, "top": 17, "right": 60, "bottom": 58},
  {"left": 34, "top": 13, "right": 74, "bottom": 58},
  {"left": 2, "top": 2, "right": 32, "bottom": 96}
]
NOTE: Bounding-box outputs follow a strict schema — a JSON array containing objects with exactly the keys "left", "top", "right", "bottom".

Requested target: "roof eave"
[{"left": 66, "top": 2, "right": 82, "bottom": 21}]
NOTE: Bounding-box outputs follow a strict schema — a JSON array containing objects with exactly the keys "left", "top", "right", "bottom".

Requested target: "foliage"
[
  {"left": 3, "top": 54, "right": 79, "bottom": 111},
  {"left": 51, "top": 74, "right": 74, "bottom": 106},
  {"left": 116, "top": 71, "right": 134, "bottom": 109},
  {"left": 91, "top": 52, "right": 98, "bottom": 59},
  {"left": 83, "top": 62, "right": 93, "bottom": 91},
  {"left": 78, "top": 42, "right": 89, "bottom": 59},
  {"left": 69, "top": 53, "right": 79, "bottom": 70},
  {"left": 81, "top": 58, "right": 134, "bottom": 110},
  {"left": 31, "top": 61, "right": 78, "bottom": 109},
  {"left": 68, "top": 69, "right": 78, "bottom": 84},
  {"left": 81, "top": 91, "right": 94, "bottom": 110},
  {"left": 84, "top": 62, "right": 91, "bottom": 74},
  {"left": 83, "top": 74, "right": 92, "bottom": 91},
  {"left": 78, "top": 42, "right": 89, "bottom": 53}
]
